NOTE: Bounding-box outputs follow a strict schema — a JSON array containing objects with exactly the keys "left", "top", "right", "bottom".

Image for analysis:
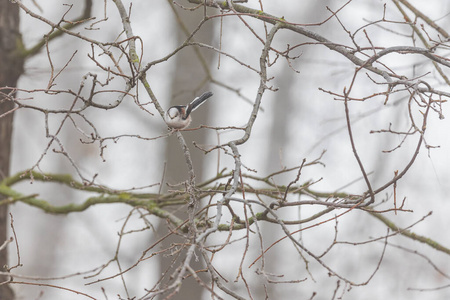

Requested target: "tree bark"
[{"left": 0, "top": 0, "right": 24, "bottom": 298}]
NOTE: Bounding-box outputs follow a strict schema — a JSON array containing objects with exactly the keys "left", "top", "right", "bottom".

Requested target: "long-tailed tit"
[{"left": 164, "top": 91, "right": 213, "bottom": 129}]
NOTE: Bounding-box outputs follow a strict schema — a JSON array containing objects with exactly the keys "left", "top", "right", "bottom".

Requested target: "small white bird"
[{"left": 164, "top": 91, "right": 214, "bottom": 129}]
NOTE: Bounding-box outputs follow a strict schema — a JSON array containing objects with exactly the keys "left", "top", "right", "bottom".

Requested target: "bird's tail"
[{"left": 186, "top": 91, "right": 214, "bottom": 117}]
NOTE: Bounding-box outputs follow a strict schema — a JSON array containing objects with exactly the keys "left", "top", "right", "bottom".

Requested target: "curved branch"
[
  {"left": 366, "top": 46, "right": 450, "bottom": 68},
  {"left": 233, "top": 22, "right": 282, "bottom": 145},
  {"left": 189, "top": 0, "right": 393, "bottom": 82},
  {"left": 14, "top": 0, "right": 94, "bottom": 57}
]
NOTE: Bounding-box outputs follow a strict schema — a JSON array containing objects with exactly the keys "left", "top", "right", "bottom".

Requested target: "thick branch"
[{"left": 188, "top": 0, "right": 393, "bottom": 82}]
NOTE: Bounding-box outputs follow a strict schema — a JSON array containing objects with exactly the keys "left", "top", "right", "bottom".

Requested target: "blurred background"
[{"left": 5, "top": 0, "right": 450, "bottom": 299}]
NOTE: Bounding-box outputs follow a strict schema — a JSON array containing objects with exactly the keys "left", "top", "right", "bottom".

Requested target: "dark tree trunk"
[{"left": 0, "top": 0, "right": 24, "bottom": 298}]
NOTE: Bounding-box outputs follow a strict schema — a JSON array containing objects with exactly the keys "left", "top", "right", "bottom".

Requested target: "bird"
[{"left": 164, "top": 91, "right": 213, "bottom": 130}]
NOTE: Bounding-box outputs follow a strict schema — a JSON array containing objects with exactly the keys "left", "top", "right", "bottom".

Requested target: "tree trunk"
[
  {"left": 0, "top": 0, "right": 24, "bottom": 298},
  {"left": 158, "top": 5, "right": 214, "bottom": 299}
]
